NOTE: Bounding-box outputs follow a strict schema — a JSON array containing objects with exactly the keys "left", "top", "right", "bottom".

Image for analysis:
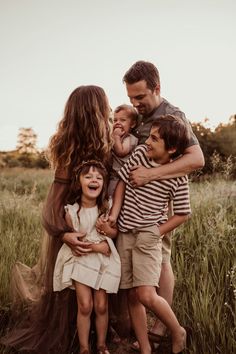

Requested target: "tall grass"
[
  {"left": 0, "top": 169, "right": 53, "bottom": 307},
  {"left": 0, "top": 168, "right": 235, "bottom": 353},
  {"left": 172, "top": 179, "right": 236, "bottom": 353}
]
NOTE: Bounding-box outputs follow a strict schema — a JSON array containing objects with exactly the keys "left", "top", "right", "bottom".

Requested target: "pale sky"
[{"left": 0, "top": 0, "right": 235, "bottom": 151}]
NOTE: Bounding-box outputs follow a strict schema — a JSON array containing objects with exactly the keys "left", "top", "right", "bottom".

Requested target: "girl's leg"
[
  {"left": 74, "top": 281, "right": 93, "bottom": 353},
  {"left": 136, "top": 286, "right": 186, "bottom": 354},
  {"left": 93, "top": 289, "right": 109, "bottom": 349}
]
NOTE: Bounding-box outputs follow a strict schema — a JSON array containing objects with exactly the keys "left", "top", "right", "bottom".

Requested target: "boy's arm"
[
  {"left": 109, "top": 179, "right": 126, "bottom": 222},
  {"left": 158, "top": 214, "right": 190, "bottom": 236},
  {"left": 129, "top": 144, "right": 204, "bottom": 186}
]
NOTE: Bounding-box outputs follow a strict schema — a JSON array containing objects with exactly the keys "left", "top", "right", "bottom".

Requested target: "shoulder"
[
  {"left": 133, "top": 144, "right": 147, "bottom": 155},
  {"left": 129, "top": 134, "right": 139, "bottom": 145},
  {"left": 176, "top": 175, "right": 189, "bottom": 185},
  {"left": 163, "top": 100, "right": 186, "bottom": 120},
  {"left": 65, "top": 203, "right": 80, "bottom": 213}
]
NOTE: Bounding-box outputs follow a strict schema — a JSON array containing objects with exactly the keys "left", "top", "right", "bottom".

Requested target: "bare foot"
[{"left": 172, "top": 326, "right": 186, "bottom": 354}]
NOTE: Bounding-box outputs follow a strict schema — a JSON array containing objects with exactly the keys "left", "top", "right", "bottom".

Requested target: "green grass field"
[{"left": 0, "top": 168, "right": 235, "bottom": 353}]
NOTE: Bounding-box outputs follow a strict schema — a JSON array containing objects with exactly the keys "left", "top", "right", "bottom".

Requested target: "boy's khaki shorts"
[{"left": 116, "top": 225, "right": 169, "bottom": 289}]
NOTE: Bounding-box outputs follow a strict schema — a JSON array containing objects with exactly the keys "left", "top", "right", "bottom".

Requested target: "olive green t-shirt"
[{"left": 132, "top": 98, "right": 199, "bottom": 146}]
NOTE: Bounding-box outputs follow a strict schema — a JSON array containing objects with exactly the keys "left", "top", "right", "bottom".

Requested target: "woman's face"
[{"left": 79, "top": 166, "right": 104, "bottom": 202}]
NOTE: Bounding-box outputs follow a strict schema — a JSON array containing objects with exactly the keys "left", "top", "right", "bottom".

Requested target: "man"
[{"left": 122, "top": 60, "right": 204, "bottom": 345}]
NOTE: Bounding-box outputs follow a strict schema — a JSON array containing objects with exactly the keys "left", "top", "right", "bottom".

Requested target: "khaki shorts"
[
  {"left": 162, "top": 232, "right": 171, "bottom": 263},
  {"left": 116, "top": 225, "right": 165, "bottom": 289}
]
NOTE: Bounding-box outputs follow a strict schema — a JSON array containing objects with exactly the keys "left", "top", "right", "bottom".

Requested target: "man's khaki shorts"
[{"left": 116, "top": 225, "right": 169, "bottom": 289}]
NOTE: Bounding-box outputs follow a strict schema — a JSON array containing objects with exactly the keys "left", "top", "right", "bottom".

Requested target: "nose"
[
  {"left": 130, "top": 97, "right": 140, "bottom": 107},
  {"left": 145, "top": 136, "right": 150, "bottom": 145},
  {"left": 91, "top": 176, "right": 98, "bottom": 182}
]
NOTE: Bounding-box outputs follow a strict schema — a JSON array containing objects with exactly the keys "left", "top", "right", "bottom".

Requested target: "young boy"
[
  {"left": 108, "top": 104, "right": 138, "bottom": 196},
  {"left": 110, "top": 115, "right": 191, "bottom": 354}
]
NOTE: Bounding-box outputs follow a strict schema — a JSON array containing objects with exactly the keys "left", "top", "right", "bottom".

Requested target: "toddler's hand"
[{"left": 112, "top": 126, "right": 124, "bottom": 138}]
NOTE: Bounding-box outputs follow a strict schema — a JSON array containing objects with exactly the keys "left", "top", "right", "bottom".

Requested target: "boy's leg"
[
  {"left": 136, "top": 286, "right": 186, "bottom": 353},
  {"left": 151, "top": 262, "right": 175, "bottom": 336},
  {"left": 127, "top": 288, "right": 152, "bottom": 354},
  {"left": 94, "top": 289, "right": 109, "bottom": 348},
  {"left": 74, "top": 282, "right": 93, "bottom": 352}
]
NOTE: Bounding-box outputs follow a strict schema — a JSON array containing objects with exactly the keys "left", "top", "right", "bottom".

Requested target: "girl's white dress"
[{"left": 53, "top": 203, "right": 121, "bottom": 293}]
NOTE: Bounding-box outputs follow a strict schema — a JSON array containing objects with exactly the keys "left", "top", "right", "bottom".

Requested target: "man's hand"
[
  {"left": 129, "top": 165, "right": 152, "bottom": 187},
  {"left": 62, "top": 232, "right": 92, "bottom": 256}
]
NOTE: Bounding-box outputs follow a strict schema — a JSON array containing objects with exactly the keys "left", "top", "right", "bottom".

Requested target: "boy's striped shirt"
[{"left": 118, "top": 145, "right": 191, "bottom": 232}]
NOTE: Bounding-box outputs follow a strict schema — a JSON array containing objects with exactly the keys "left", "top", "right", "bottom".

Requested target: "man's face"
[{"left": 125, "top": 80, "right": 160, "bottom": 117}]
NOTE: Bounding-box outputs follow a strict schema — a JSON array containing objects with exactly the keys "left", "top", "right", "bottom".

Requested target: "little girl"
[
  {"left": 108, "top": 104, "right": 138, "bottom": 196},
  {"left": 53, "top": 160, "right": 121, "bottom": 354}
]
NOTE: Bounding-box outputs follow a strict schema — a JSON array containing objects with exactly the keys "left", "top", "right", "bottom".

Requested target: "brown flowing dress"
[
  {"left": 1, "top": 169, "right": 131, "bottom": 353},
  {"left": 1, "top": 171, "right": 82, "bottom": 353}
]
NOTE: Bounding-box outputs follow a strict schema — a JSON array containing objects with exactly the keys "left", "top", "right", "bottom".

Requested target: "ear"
[
  {"left": 168, "top": 147, "right": 177, "bottom": 156},
  {"left": 154, "top": 84, "right": 160, "bottom": 95},
  {"left": 130, "top": 120, "right": 137, "bottom": 129}
]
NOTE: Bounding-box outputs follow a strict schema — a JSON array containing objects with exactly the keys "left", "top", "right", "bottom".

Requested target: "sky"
[{"left": 0, "top": 0, "right": 235, "bottom": 151}]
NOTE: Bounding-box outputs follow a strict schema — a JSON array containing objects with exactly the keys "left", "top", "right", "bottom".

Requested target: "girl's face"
[
  {"left": 113, "top": 110, "right": 135, "bottom": 135},
  {"left": 79, "top": 166, "right": 104, "bottom": 202}
]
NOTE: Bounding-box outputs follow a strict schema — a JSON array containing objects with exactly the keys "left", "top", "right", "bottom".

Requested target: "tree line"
[{"left": 0, "top": 118, "right": 236, "bottom": 178}]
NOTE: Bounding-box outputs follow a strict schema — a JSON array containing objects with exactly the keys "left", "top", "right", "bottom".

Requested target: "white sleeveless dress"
[{"left": 53, "top": 203, "right": 121, "bottom": 293}]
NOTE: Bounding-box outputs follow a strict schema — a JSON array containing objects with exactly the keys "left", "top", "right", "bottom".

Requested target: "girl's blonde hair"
[{"left": 48, "top": 85, "right": 112, "bottom": 171}]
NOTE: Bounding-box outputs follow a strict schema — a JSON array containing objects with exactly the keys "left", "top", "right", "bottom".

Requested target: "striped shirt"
[{"left": 117, "top": 145, "right": 191, "bottom": 232}]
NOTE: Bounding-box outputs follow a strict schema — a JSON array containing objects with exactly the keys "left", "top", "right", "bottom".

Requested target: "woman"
[{"left": 2, "top": 85, "right": 113, "bottom": 354}]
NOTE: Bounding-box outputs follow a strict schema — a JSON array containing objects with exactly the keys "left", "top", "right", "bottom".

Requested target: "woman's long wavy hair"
[{"left": 47, "top": 85, "right": 112, "bottom": 172}]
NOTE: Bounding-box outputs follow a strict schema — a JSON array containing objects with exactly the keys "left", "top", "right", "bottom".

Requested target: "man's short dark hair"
[{"left": 123, "top": 60, "right": 160, "bottom": 91}]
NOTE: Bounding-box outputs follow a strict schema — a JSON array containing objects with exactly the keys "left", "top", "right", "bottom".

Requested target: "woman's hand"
[
  {"left": 91, "top": 241, "right": 111, "bottom": 256},
  {"left": 62, "top": 232, "right": 93, "bottom": 256}
]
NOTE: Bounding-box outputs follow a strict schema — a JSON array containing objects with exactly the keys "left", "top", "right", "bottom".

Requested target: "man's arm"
[{"left": 129, "top": 144, "right": 204, "bottom": 186}]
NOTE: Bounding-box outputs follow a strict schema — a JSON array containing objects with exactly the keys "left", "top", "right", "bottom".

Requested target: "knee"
[
  {"left": 136, "top": 287, "right": 156, "bottom": 308},
  {"left": 94, "top": 298, "right": 108, "bottom": 316},
  {"left": 79, "top": 299, "right": 93, "bottom": 316}
]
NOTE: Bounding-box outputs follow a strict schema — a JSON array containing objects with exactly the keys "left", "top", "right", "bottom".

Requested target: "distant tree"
[
  {"left": 192, "top": 115, "right": 236, "bottom": 178},
  {"left": 16, "top": 128, "right": 38, "bottom": 154},
  {"left": 214, "top": 114, "right": 236, "bottom": 157},
  {"left": 192, "top": 120, "right": 218, "bottom": 174}
]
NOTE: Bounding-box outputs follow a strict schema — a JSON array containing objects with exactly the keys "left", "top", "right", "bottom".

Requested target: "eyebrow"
[{"left": 129, "top": 94, "right": 146, "bottom": 99}]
